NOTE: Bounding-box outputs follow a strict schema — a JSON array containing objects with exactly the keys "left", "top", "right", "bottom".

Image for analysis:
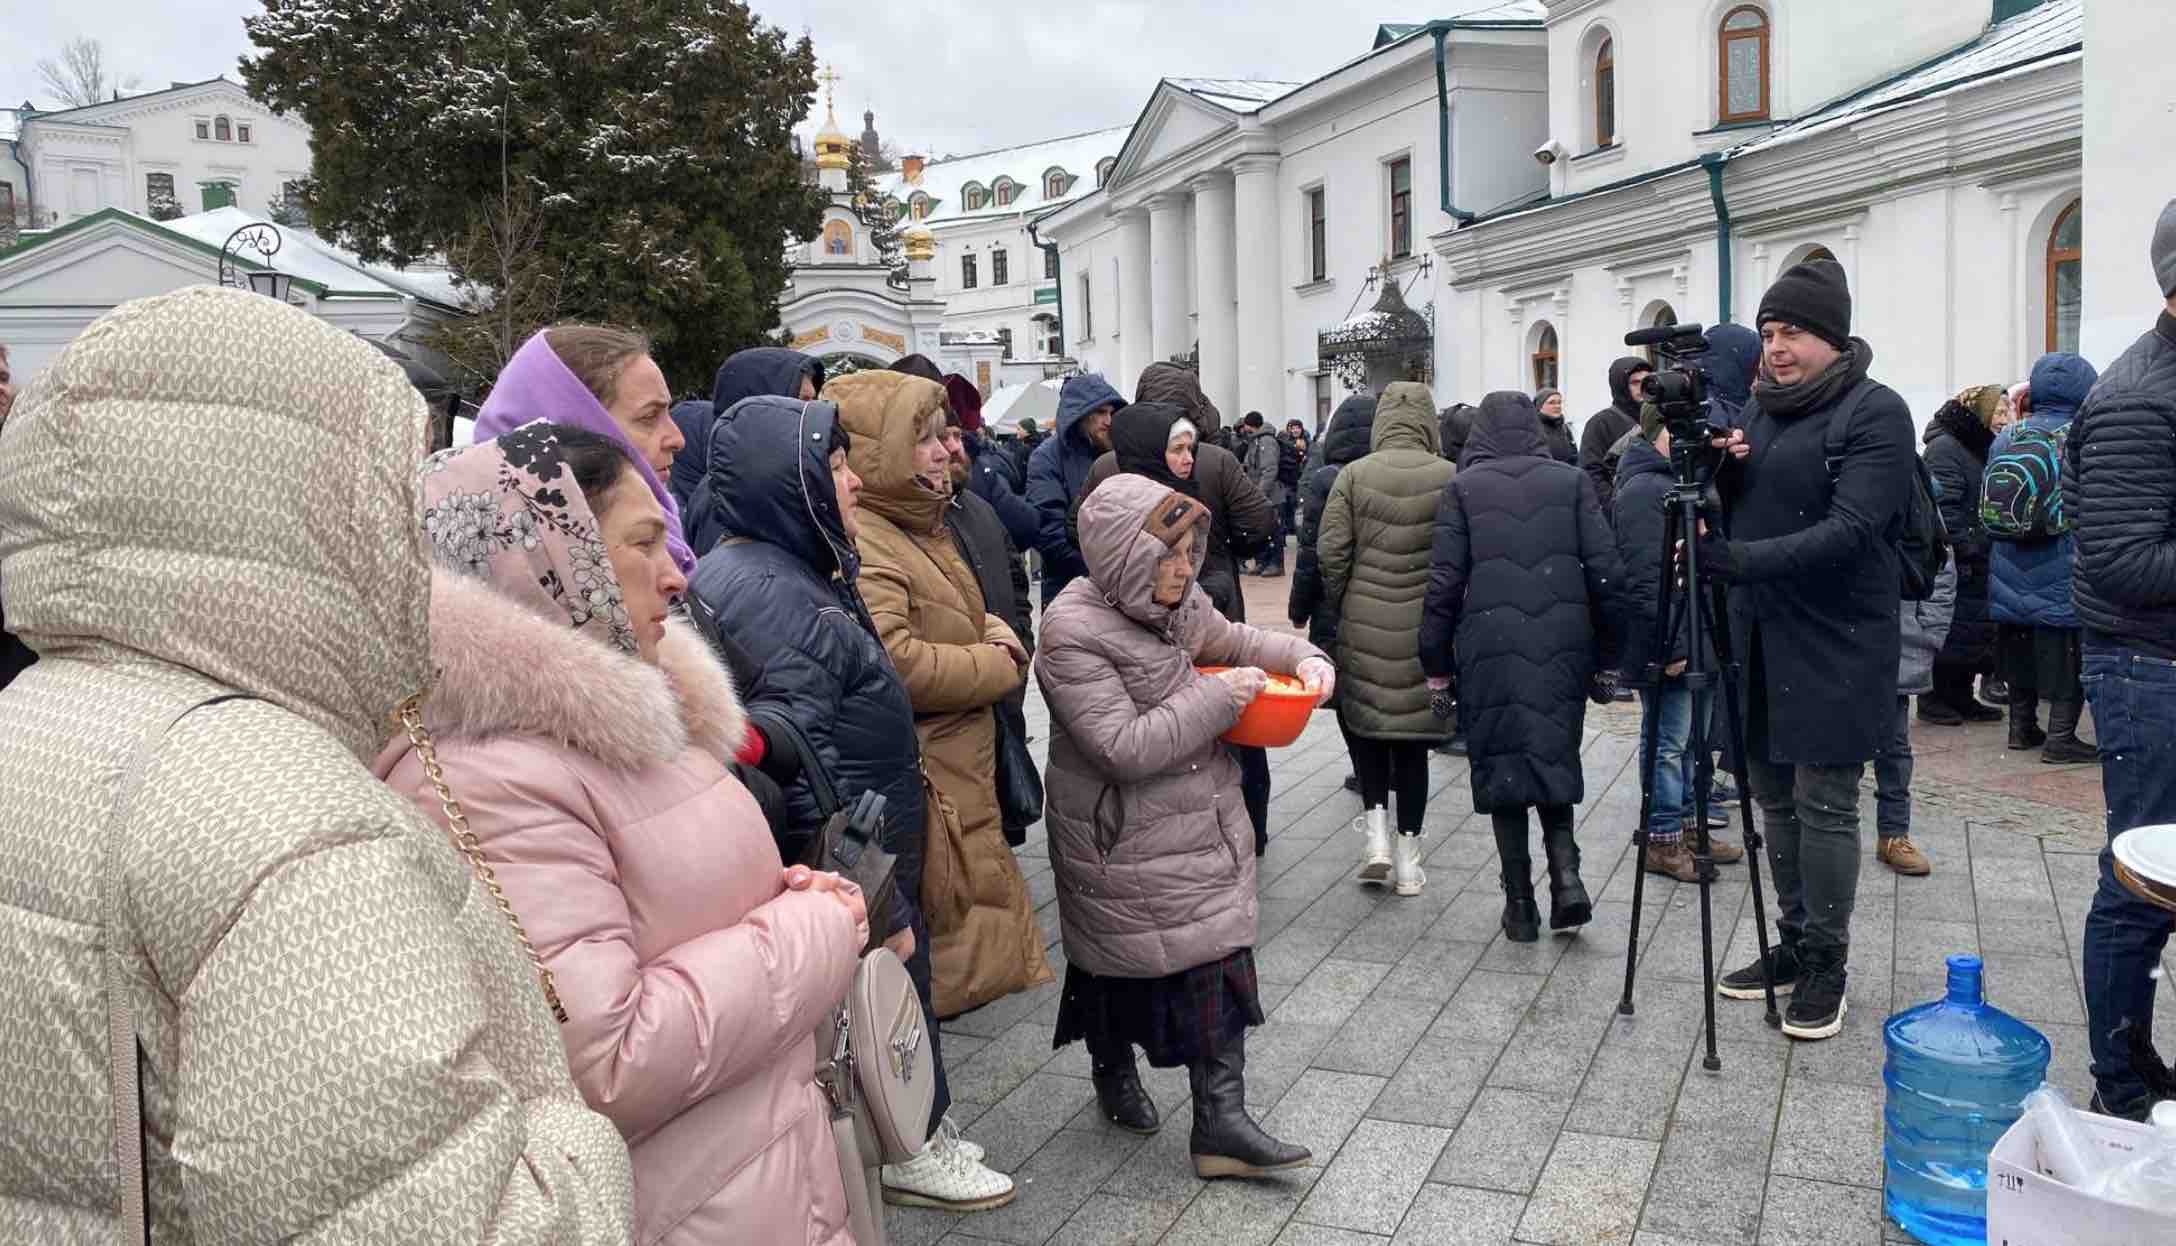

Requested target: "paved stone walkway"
[{"left": 894, "top": 577, "right": 2166, "bottom": 1246}]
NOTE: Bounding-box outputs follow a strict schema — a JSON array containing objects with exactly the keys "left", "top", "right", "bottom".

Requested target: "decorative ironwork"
[
  {"left": 218, "top": 222, "right": 292, "bottom": 301},
  {"left": 1319, "top": 260, "right": 1434, "bottom": 393}
]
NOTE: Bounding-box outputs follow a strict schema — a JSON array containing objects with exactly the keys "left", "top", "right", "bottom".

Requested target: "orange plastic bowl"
[{"left": 1197, "top": 667, "right": 1317, "bottom": 748}]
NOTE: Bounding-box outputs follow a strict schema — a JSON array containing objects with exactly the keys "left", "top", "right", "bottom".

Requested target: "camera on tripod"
[{"left": 1623, "top": 321, "right": 1719, "bottom": 451}]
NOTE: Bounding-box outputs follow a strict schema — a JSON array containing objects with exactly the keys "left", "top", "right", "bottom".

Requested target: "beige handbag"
[{"left": 818, "top": 947, "right": 933, "bottom": 1246}]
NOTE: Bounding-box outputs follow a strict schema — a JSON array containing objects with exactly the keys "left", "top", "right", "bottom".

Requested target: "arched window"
[
  {"left": 1804, "top": 245, "right": 1837, "bottom": 264},
  {"left": 962, "top": 183, "right": 987, "bottom": 211},
  {"left": 214, "top": 115, "right": 232, "bottom": 142},
  {"left": 1595, "top": 38, "right": 1616, "bottom": 148},
  {"left": 910, "top": 193, "right": 930, "bottom": 221},
  {"left": 994, "top": 178, "right": 1017, "bottom": 208},
  {"left": 1641, "top": 303, "right": 1678, "bottom": 366},
  {"left": 1044, "top": 168, "right": 1071, "bottom": 199},
  {"left": 823, "top": 220, "right": 854, "bottom": 257},
  {"left": 1531, "top": 323, "right": 1560, "bottom": 391},
  {"left": 2047, "top": 201, "right": 2082, "bottom": 353},
  {"left": 1096, "top": 158, "right": 1116, "bottom": 188},
  {"left": 1718, "top": 6, "right": 1770, "bottom": 124}
]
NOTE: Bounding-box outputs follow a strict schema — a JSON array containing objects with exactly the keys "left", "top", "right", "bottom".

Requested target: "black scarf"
[
  {"left": 1109, "top": 402, "right": 1200, "bottom": 497},
  {"left": 1752, "top": 337, "right": 1874, "bottom": 418}
]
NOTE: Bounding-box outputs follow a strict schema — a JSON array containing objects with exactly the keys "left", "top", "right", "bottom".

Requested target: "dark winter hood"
[
  {"left": 712, "top": 347, "right": 823, "bottom": 413},
  {"left": 2028, "top": 352, "right": 2099, "bottom": 422},
  {"left": 1133, "top": 362, "right": 1222, "bottom": 436},
  {"left": 1616, "top": 431, "right": 1672, "bottom": 486},
  {"left": 1698, "top": 323, "right": 1761, "bottom": 414},
  {"left": 1056, "top": 373, "right": 1128, "bottom": 448},
  {"left": 1321, "top": 395, "right": 1378, "bottom": 467},
  {"left": 668, "top": 399, "right": 715, "bottom": 513},
  {"left": 1372, "top": 382, "right": 1442, "bottom": 456},
  {"left": 1110, "top": 401, "right": 1199, "bottom": 494},
  {"left": 704, "top": 394, "right": 857, "bottom": 581},
  {"left": 1465, "top": 390, "right": 1548, "bottom": 464},
  {"left": 1607, "top": 356, "right": 1650, "bottom": 414}
]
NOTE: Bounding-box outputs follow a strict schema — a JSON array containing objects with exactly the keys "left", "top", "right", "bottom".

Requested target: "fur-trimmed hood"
[{"left": 418, "top": 573, "right": 748, "bottom": 771}]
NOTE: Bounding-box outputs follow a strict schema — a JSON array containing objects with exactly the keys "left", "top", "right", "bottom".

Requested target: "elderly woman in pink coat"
[
  {"left": 377, "top": 422, "right": 868, "bottom": 1246},
  {"left": 1036, "top": 473, "right": 1333, "bottom": 1179}
]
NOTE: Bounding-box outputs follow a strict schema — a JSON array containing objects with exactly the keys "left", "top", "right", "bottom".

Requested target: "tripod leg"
[
  {"left": 1619, "top": 501, "right": 1681, "bottom": 1018},
  {"left": 1703, "top": 583, "right": 1783, "bottom": 1030},
  {"left": 1683, "top": 667, "right": 1724, "bottom": 1072}
]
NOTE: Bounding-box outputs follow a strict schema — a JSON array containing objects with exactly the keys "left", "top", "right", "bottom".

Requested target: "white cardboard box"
[{"left": 1985, "top": 1108, "right": 2176, "bottom": 1245}]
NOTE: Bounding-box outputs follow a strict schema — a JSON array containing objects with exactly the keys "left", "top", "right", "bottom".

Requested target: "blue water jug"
[{"left": 1883, "top": 954, "right": 2052, "bottom": 1245}]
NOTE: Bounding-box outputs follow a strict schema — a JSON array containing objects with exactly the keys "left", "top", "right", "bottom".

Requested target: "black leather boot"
[
  {"left": 1089, "top": 1034, "right": 1161, "bottom": 1135},
  {"left": 2007, "top": 692, "right": 2046, "bottom": 751},
  {"left": 1187, "top": 1033, "right": 1309, "bottom": 1178},
  {"left": 1541, "top": 820, "right": 1592, "bottom": 933},
  {"left": 2042, "top": 701, "right": 2098, "bottom": 765},
  {"left": 1492, "top": 815, "right": 1541, "bottom": 943}
]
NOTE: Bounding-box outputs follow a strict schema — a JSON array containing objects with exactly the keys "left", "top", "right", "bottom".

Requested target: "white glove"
[
  {"left": 1297, "top": 656, "right": 1336, "bottom": 705},
  {"left": 1211, "top": 666, "right": 1268, "bottom": 710}
]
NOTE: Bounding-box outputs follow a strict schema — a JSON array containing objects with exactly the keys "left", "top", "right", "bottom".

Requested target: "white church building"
[{"left": 1039, "top": 0, "right": 2162, "bottom": 435}]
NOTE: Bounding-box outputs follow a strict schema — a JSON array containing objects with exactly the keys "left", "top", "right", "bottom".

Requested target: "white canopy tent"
[{"left": 982, "top": 380, "right": 1061, "bottom": 436}]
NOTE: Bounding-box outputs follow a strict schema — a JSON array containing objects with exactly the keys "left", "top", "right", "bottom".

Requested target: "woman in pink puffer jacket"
[{"left": 377, "top": 422, "right": 869, "bottom": 1245}]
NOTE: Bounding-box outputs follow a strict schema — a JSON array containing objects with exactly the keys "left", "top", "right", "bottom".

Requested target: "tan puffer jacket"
[
  {"left": 1035, "top": 474, "right": 1323, "bottom": 979},
  {"left": 1318, "top": 382, "right": 1456, "bottom": 741},
  {"left": 0, "top": 288, "right": 632, "bottom": 1243},
  {"left": 831, "top": 370, "right": 1052, "bottom": 1018}
]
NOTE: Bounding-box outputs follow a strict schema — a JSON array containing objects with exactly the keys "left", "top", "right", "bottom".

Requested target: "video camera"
[{"left": 1623, "top": 322, "right": 1719, "bottom": 451}]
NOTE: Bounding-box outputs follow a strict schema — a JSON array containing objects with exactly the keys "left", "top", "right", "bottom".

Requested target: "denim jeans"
[
  {"left": 1746, "top": 754, "right": 1865, "bottom": 955},
  {"left": 1640, "top": 685, "right": 1711, "bottom": 843},
  {"left": 1871, "top": 695, "right": 1913, "bottom": 841},
  {"left": 2080, "top": 649, "right": 2176, "bottom": 1116}
]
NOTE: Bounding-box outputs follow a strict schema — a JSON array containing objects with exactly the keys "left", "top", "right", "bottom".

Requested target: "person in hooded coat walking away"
[
  {"left": 1989, "top": 353, "right": 2101, "bottom": 764},
  {"left": 1028, "top": 373, "right": 1127, "bottom": 606},
  {"left": 1920, "top": 384, "right": 2008, "bottom": 725},
  {"left": 1318, "top": 382, "right": 1456, "bottom": 895},
  {"left": 1291, "top": 395, "right": 1377, "bottom": 792},
  {"left": 1038, "top": 474, "right": 1332, "bottom": 1176},
  {"left": 1421, "top": 392, "right": 1624, "bottom": 941},
  {"left": 1580, "top": 357, "right": 1653, "bottom": 520}
]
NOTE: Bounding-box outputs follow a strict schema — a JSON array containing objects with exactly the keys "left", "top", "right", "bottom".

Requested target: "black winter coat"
[
  {"left": 945, "top": 485, "right": 1037, "bottom": 841},
  {"left": 688, "top": 394, "right": 923, "bottom": 936},
  {"left": 1421, "top": 393, "right": 1623, "bottom": 812},
  {"left": 1579, "top": 357, "right": 1648, "bottom": 519},
  {"left": 1539, "top": 414, "right": 1578, "bottom": 466},
  {"left": 2067, "top": 313, "right": 2176, "bottom": 659},
  {"left": 1290, "top": 395, "right": 1378, "bottom": 650},
  {"left": 964, "top": 432, "right": 1039, "bottom": 552},
  {"left": 1921, "top": 401, "right": 1996, "bottom": 668},
  {"left": 1716, "top": 342, "right": 1914, "bottom": 765},
  {"left": 1612, "top": 437, "right": 1704, "bottom": 688},
  {"left": 1438, "top": 404, "right": 1474, "bottom": 466}
]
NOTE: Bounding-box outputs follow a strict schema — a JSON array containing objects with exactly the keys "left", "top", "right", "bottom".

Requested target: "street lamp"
[{"left": 218, "top": 222, "right": 293, "bottom": 301}]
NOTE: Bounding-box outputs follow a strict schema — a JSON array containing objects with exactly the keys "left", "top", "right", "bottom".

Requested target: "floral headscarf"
[
  {"left": 1957, "top": 384, "right": 2008, "bottom": 431},
  {"left": 418, "top": 423, "right": 636, "bottom": 654}
]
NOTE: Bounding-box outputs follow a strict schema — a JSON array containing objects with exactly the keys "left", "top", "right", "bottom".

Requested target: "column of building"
[
  {"left": 1115, "top": 209, "right": 1152, "bottom": 389},
  {"left": 1191, "top": 171, "right": 1239, "bottom": 420},
  {"left": 1231, "top": 154, "right": 1285, "bottom": 423},
  {"left": 1147, "top": 193, "right": 1191, "bottom": 368}
]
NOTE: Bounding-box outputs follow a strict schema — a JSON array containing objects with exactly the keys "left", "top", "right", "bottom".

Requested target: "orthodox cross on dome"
[{"left": 817, "top": 65, "right": 841, "bottom": 114}]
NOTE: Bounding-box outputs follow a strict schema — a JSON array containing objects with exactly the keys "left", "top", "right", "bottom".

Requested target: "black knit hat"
[{"left": 1756, "top": 259, "right": 1852, "bottom": 351}]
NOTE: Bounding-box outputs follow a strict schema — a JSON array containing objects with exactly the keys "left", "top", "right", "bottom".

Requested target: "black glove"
[
  {"left": 1588, "top": 670, "right": 1619, "bottom": 706},
  {"left": 1693, "top": 535, "right": 1746, "bottom": 583},
  {"left": 1430, "top": 683, "right": 1457, "bottom": 722}
]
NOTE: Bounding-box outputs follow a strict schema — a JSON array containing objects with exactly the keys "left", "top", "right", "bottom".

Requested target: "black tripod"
[{"left": 1615, "top": 444, "right": 1783, "bottom": 1070}]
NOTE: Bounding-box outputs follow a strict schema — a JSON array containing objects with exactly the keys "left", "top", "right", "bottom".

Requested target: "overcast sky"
[{"left": 5, "top": 0, "right": 1415, "bottom": 155}]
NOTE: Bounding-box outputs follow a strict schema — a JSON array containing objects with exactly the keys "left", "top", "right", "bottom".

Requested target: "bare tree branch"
[{"left": 34, "top": 38, "right": 144, "bottom": 109}]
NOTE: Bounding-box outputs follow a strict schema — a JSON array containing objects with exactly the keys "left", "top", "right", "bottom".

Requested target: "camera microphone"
[{"left": 1623, "top": 322, "right": 1707, "bottom": 348}]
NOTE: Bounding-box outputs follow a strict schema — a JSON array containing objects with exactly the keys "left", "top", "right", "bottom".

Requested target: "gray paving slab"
[
  {"left": 1293, "top": 1118, "right": 1451, "bottom": 1235},
  {"left": 1516, "top": 1130, "right": 1660, "bottom": 1245}
]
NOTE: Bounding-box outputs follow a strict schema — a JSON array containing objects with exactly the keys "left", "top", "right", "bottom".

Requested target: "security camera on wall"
[{"left": 1533, "top": 139, "right": 1567, "bottom": 166}]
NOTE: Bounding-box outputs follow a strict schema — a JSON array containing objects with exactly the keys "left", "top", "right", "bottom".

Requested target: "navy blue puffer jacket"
[
  {"left": 1026, "top": 373, "right": 1127, "bottom": 605},
  {"left": 687, "top": 395, "right": 922, "bottom": 935},
  {"left": 1990, "top": 352, "right": 2098, "bottom": 629}
]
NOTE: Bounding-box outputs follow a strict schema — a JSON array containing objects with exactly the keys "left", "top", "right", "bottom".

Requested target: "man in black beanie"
[{"left": 1693, "top": 258, "right": 1915, "bottom": 1041}]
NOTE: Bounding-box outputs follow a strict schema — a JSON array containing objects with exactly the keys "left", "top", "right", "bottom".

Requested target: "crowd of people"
[{"left": 2, "top": 197, "right": 2174, "bottom": 1240}]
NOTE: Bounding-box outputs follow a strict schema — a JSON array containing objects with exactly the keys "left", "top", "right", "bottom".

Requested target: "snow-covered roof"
[
  {"left": 1164, "top": 78, "right": 1302, "bottom": 113},
  {"left": 159, "top": 207, "right": 463, "bottom": 306},
  {"left": 1739, "top": 0, "right": 2080, "bottom": 157},
  {"left": 879, "top": 125, "right": 1130, "bottom": 227}
]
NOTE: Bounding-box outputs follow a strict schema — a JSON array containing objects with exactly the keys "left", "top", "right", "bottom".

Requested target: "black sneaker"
[
  {"left": 1717, "top": 941, "right": 1801, "bottom": 1000},
  {"left": 1782, "top": 952, "right": 1848, "bottom": 1040}
]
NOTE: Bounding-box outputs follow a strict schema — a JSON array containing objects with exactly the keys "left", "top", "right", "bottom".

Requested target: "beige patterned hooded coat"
[{"left": 0, "top": 288, "right": 633, "bottom": 1243}]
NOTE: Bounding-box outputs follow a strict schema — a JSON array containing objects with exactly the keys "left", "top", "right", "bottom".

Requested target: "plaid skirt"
[{"left": 1051, "top": 949, "right": 1263, "bottom": 1068}]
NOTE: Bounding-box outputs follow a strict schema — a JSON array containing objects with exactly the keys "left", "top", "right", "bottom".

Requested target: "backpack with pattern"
[{"left": 1980, "top": 423, "right": 2069, "bottom": 541}]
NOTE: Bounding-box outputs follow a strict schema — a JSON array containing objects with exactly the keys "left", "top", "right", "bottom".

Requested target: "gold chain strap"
[{"left": 395, "top": 696, "right": 569, "bottom": 1024}]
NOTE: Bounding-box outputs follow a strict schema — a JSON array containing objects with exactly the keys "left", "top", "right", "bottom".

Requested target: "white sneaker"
[
  {"left": 881, "top": 1119, "right": 1015, "bottom": 1211},
  {"left": 1392, "top": 832, "right": 1427, "bottom": 896},
  {"left": 944, "top": 1115, "right": 984, "bottom": 1163},
  {"left": 1356, "top": 808, "right": 1392, "bottom": 884}
]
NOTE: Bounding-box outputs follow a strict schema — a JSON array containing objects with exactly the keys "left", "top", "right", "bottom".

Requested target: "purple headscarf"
[{"left": 473, "top": 330, "right": 695, "bottom": 574}]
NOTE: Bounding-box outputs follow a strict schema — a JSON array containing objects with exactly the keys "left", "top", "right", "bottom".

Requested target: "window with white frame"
[
  {"left": 1314, "top": 373, "right": 1332, "bottom": 427},
  {"left": 961, "top": 252, "right": 978, "bottom": 289},
  {"left": 1044, "top": 168, "right": 1070, "bottom": 199},
  {"left": 1387, "top": 158, "right": 1412, "bottom": 259},
  {"left": 1306, "top": 187, "right": 1327, "bottom": 282},
  {"left": 992, "top": 248, "right": 1009, "bottom": 286},
  {"left": 1079, "top": 274, "right": 1093, "bottom": 337},
  {"left": 194, "top": 118, "right": 210, "bottom": 140},
  {"left": 214, "top": 116, "right": 232, "bottom": 142},
  {"left": 1718, "top": 6, "right": 1771, "bottom": 124}
]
